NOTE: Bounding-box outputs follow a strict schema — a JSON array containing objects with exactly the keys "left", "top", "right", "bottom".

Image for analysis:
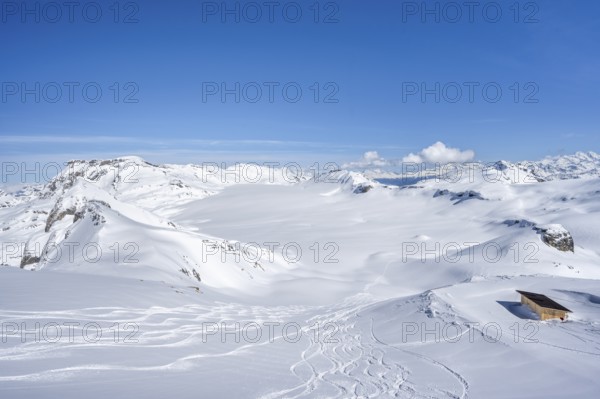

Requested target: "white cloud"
[
  {"left": 402, "top": 142, "right": 475, "bottom": 164},
  {"left": 342, "top": 151, "right": 391, "bottom": 168},
  {"left": 401, "top": 153, "right": 423, "bottom": 163},
  {"left": 332, "top": 142, "right": 476, "bottom": 170}
]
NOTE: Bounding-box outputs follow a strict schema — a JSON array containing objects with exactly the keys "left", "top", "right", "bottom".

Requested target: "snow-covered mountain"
[
  {"left": 364, "top": 151, "right": 600, "bottom": 183},
  {"left": 1, "top": 157, "right": 308, "bottom": 292},
  {"left": 522, "top": 151, "right": 600, "bottom": 180},
  {"left": 1, "top": 152, "right": 600, "bottom": 398}
]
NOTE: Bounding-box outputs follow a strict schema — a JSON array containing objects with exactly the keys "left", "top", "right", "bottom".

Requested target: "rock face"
[
  {"left": 535, "top": 224, "right": 575, "bottom": 253},
  {"left": 45, "top": 205, "right": 77, "bottom": 232},
  {"left": 504, "top": 220, "right": 575, "bottom": 253},
  {"left": 434, "top": 189, "right": 485, "bottom": 204},
  {"left": 353, "top": 184, "right": 373, "bottom": 194},
  {"left": 504, "top": 219, "right": 536, "bottom": 228},
  {"left": 20, "top": 252, "right": 40, "bottom": 268},
  {"left": 73, "top": 201, "right": 110, "bottom": 225}
]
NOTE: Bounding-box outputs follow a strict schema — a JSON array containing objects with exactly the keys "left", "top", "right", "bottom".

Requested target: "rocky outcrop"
[
  {"left": 45, "top": 203, "right": 77, "bottom": 232},
  {"left": 41, "top": 157, "right": 152, "bottom": 198},
  {"left": 504, "top": 219, "right": 536, "bottom": 228},
  {"left": 504, "top": 220, "right": 575, "bottom": 252},
  {"left": 535, "top": 224, "right": 575, "bottom": 252},
  {"left": 434, "top": 189, "right": 485, "bottom": 204},
  {"left": 20, "top": 240, "right": 43, "bottom": 269},
  {"left": 46, "top": 199, "right": 110, "bottom": 232},
  {"left": 20, "top": 251, "right": 40, "bottom": 268},
  {"left": 73, "top": 201, "right": 109, "bottom": 226},
  {"left": 192, "top": 269, "right": 201, "bottom": 282},
  {"left": 353, "top": 184, "right": 373, "bottom": 194}
]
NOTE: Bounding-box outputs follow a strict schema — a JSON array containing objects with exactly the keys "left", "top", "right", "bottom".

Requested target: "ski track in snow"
[
  {"left": 4, "top": 291, "right": 600, "bottom": 397},
  {"left": 0, "top": 298, "right": 471, "bottom": 398},
  {"left": 260, "top": 299, "right": 468, "bottom": 399},
  {"left": 0, "top": 303, "right": 304, "bottom": 379},
  {"left": 3, "top": 155, "right": 600, "bottom": 397},
  {"left": 2, "top": 286, "right": 600, "bottom": 398}
]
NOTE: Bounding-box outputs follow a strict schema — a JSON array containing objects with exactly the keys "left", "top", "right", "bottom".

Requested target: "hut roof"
[{"left": 516, "top": 290, "right": 571, "bottom": 312}]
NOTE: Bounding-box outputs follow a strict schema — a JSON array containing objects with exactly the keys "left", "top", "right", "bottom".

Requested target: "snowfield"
[{"left": 1, "top": 153, "right": 600, "bottom": 398}]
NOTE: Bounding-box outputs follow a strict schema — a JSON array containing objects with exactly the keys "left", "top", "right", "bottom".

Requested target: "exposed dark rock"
[
  {"left": 45, "top": 204, "right": 76, "bottom": 232},
  {"left": 504, "top": 219, "right": 536, "bottom": 228},
  {"left": 535, "top": 225, "right": 575, "bottom": 252},
  {"left": 504, "top": 219, "right": 575, "bottom": 252},
  {"left": 192, "top": 269, "right": 202, "bottom": 282},
  {"left": 46, "top": 199, "right": 110, "bottom": 232},
  {"left": 20, "top": 251, "right": 40, "bottom": 268},
  {"left": 353, "top": 184, "right": 373, "bottom": 194},
  {"left": 73, "top": 203, "right": 107, "bottom": 226},
  {"left": 434, "top": 189, "right": 485, "bottom": 204},
  {"left": 92, "top": 200, "right": 111, "bottom": 209},
  {"left": 493, "top": 160, "right": 510, "bottom": 171},
  {"left": 170, "top": 179, "right": 189, "bottom": 189}
]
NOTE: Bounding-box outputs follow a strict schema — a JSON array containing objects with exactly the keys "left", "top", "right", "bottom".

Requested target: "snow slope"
[{"left": 1, "top": 153, "right": 600, "bottom": 398}]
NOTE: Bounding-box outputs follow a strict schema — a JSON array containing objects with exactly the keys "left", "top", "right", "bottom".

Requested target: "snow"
[{"left": 1, "top": 153, "right": 600, "bottom": 398}]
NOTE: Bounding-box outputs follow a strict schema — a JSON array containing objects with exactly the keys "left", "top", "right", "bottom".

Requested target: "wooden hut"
[{"left": 516, "top": 290, "right": 571, "bottom": 321}]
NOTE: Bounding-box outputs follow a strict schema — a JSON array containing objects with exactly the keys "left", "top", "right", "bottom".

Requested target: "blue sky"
[{"left": 1, "top": 0, "right": 599, "bottom": 167}]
